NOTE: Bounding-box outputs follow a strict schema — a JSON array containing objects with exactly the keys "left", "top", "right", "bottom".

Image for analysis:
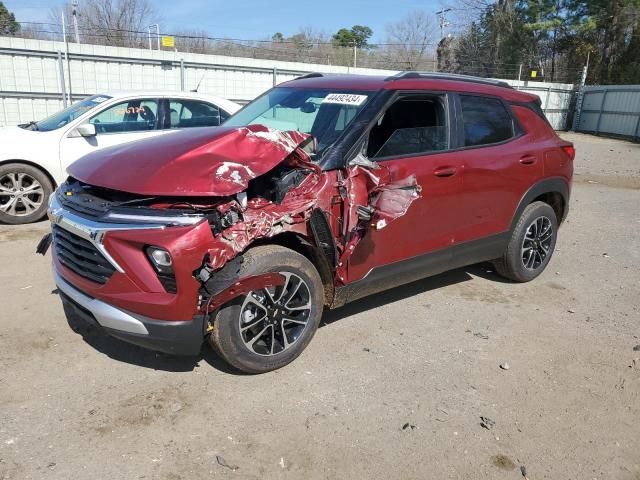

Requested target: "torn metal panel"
[
  {"left": 198, "top": 160, "right": 329, "bottom": 271},
  {"left": 193, "top": 148, "right": 420, "bottom": 292},
  {"left": 334, "top": 156, "right": 422, "bottom": 280},
  {"left": 202, "top": 272, "right": 286, "bottom": 314}
]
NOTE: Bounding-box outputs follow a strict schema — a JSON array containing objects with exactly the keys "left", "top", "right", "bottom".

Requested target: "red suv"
[{"left": 44, "top": 72, "right": 574, "bottom": 373}]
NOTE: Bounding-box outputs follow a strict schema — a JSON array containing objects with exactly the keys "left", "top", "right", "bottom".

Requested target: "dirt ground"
[{"left": 1, "top": 132, "right": 639, "bottom": 480}]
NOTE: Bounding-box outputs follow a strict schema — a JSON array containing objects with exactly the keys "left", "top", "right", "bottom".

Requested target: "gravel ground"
[{"left": 1, "top": 133, "right": 639, "bottom": 480}]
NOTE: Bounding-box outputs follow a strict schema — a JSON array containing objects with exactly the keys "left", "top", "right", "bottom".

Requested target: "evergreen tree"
[{"left": 0, "top": 2, "right": 20, "bottom": 36}]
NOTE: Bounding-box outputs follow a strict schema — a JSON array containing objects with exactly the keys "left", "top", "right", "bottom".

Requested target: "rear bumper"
[{"left": 55, "top": 269, "right": 205, "bottom": 356}]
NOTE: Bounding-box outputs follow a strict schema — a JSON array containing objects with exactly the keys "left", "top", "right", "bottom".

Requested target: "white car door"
[{"left": 59, "top": 97, "right": 167, "bottom": 173}]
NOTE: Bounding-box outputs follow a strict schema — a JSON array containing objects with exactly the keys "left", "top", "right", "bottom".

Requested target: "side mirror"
[{"left": 75, "top": 123, "right": 96, "bottom": 137}]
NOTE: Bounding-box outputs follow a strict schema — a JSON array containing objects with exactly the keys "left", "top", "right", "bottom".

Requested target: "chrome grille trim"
[{"left": 48, "top": 194, "right": 166, "bottom": 274}]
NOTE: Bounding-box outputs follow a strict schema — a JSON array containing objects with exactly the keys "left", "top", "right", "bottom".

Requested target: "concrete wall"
[{"left": 0, "top": 36, "right": 575, "bottom": 129}]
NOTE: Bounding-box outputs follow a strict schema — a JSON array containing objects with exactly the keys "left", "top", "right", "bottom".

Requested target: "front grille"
[{"left": 53, "top": 225, "right": 116, "bottom": 284}]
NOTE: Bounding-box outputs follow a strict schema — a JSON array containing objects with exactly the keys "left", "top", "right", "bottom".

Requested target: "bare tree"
[
  {"left": 50, "top": 0, "right": 157, "bottom": 48},
  {"left": 384, "top": 10, "right": 438, "bottom": 70}
]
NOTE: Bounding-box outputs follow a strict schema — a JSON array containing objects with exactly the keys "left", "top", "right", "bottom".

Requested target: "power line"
[{"left": 16, "top": 21, "right": 437, "bottom": 48}]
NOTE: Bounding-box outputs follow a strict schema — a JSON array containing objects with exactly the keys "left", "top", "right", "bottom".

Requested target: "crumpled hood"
[{"left": 68, "top": 125, "right": 312, "bottom": 196}]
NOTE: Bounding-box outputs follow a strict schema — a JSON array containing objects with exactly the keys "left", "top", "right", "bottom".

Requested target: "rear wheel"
[
  {"left": 0, "top": 163, "right": 52, "bottom": 224},
  {"left": 208, "top": 245, "right": 324, "bottom": 373},
  {"left": 494, "top": 201, "right": 558, "bottom": 282}
]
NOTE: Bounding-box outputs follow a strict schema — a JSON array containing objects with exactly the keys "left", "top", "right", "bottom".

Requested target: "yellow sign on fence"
[
  {"left": 161, "top": 36, "right": 175, "bottom": 48},
  {"left": 530, "top": 70, "right": 538, "bottom": 78}
]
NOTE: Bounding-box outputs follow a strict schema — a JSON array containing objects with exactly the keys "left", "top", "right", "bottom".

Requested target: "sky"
[{"left": 6, "top": 0, "right": 442, "bottom": 43}]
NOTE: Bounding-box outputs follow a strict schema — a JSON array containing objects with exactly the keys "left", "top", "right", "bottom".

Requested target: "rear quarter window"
[{"left": 460, "top": 95, "right": 515, "bottom": 147}]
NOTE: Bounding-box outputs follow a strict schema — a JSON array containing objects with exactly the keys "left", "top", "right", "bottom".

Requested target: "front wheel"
[
  {"left": 0, "top": 163, "right": 53, "bottom": 224},
  {"left": 208, "top": 245, "right": 324, "bottom": 373},
  {"left": 493, "top": 201, "right": 558, "bottom": 282}
]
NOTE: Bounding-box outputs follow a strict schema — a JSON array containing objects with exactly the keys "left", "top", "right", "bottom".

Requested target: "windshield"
[
  {"left": 32, "top": 95, "right": 112, "bottom": 132},
  {"left": 224, "top": 88, "right": 370, "bottom": 156}
]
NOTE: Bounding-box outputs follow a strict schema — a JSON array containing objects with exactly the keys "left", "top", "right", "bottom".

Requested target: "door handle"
[
  {"left": 433, "top": 167, "right": 457, "bottom": 178},
  {"left": 519, "top": 155, "right": 537, "bottom": 165}
]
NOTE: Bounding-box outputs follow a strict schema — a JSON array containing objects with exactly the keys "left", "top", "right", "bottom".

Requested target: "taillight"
[{"left": 561, "top": 145, "right": 575, "bottom": 160}]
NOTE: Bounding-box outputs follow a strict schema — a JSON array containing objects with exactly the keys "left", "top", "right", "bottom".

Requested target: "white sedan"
[{"left": 0, "top": 91, "right": 240, "bottom": 224}]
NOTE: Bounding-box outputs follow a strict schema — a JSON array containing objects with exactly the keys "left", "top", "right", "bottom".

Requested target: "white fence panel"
[{"left": 0, "top": 36, "right": 575, "bottom": 129}]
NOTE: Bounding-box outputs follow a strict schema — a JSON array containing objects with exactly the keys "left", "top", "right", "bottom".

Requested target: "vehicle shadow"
[
  {"left": 320, "top": 266, "right": 478, "bottom": 327},
  {"left": 63, "top": 307, "right": 240, "bottom": 374},
  {"left": 61, "top": 262, "right": 504, "bottom": 375}
]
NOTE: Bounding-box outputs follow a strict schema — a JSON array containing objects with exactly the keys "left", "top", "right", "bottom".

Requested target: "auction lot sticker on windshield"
[{"left": 322, "top": 93, "right": 368, "bottom": 106}]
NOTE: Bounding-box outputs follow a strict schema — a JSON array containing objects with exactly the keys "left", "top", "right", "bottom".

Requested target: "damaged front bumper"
[
  {"left": 55, "top": 269, "right": 206, "bottom": 355},
  {"left": 47, "top": 193, "right": 215, "bottom": 354}
]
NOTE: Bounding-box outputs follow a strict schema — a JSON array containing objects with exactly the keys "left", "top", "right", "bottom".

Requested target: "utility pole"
[
  {"left": 571, "top": 51, "right": 590, "bottom": 132},
  {"left": 353, "top": 42, "right": 357, "bottom": 69},
  {"left": 71, "top": 0, "right": 80, "bottom": 44},
  {"left": 61, "top": 13, "right": 72, "bottom": 104},
  {"left": 435, "top": 8, "right": 451, "bottom": 42},
  {"left": 148, "top": 24, "right": 160, "bottom": 50}
]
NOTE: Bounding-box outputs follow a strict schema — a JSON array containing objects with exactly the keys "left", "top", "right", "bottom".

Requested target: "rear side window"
[
  {"left": 168, "top": 99, "right": 222, "bottom": 128},
  {"left": 460, "top": 95, "right": 514, "bottom": 147}
]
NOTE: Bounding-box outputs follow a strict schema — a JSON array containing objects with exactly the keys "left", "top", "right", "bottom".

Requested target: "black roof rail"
[
  {"left": 385, "top": 71, "right": 513, "bottom": 89},
  {"left": 294, "top": 72, "right": 324, "bottom": 80}
]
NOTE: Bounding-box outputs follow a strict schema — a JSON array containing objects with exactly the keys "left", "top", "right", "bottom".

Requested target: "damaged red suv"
[{"left": 44, "top": 72, "right": 574, "bottom": 373}]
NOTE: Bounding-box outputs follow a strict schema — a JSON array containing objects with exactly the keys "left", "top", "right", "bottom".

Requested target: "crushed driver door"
[{"left": 340, "top": 92, "right": 465, "bottom": 286}]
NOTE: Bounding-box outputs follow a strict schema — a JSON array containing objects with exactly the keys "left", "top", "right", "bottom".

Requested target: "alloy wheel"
[
  {"left": 0, "top": 172, "right": 45, "bottom": 217},
  {"left": 238, "top": 272, "right": 312, "bottom": 356},
  {"left": 521, "top": 216, "right": 553, "bottom": 271}
]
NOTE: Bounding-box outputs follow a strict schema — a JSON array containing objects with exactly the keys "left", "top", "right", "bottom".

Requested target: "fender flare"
[{"left": 510, "top": 177, "right": 570, "bottom": 231}]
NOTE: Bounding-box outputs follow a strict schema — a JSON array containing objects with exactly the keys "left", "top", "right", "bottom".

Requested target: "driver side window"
[
  {"left": 90, "top": 99, "right": 158, "bottom": 134},
  {"left": 367, "top": 94, "right": 449, "bottom": 159}
]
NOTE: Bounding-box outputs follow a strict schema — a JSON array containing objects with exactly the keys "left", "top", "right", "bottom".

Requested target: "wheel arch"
[
  {"left": 250, "top": 232, "right": 336, "bottom": 307},
  {"left": 0, "top": 159, "right": 57, "bottom": 190},
  {"left": 510, "top": 178, "right": 570, "bottom": 231}
]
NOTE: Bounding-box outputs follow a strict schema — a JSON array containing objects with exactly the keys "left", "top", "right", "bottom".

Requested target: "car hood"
[
  {"left": 0, "top": 125, "right": 38, "bottom": 144},
  {"left": 67, "top": 125, "right": 312, "bottom": 196}
]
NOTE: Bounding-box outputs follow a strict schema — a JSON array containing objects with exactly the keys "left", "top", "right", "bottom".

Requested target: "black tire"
[
  {"left": 0, "top": 163, "right": 53, "bottom": 225},
  {"left": 208, "top": 245, "right": 324, "bottom": 374},
  {"left": 493, "top": 201, "right": 558, "bottom": 282}
]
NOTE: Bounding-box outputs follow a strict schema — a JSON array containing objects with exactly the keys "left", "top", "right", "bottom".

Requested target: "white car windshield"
[
  {"left": 30, "top": 95, "right": 112, "bottom": 132},
  {"left": 224, "top": 88, "right": 369, "bottom": 156}
]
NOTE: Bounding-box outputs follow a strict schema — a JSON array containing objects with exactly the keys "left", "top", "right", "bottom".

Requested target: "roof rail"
[
  {"left": 294, "top": 72, "right": 324, "bottom": 80},
  {"left": 385, "top": 71, "right": 513, "bottom": 89}
]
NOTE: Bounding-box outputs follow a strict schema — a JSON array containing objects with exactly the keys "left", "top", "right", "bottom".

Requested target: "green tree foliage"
[
  {"left": 332, "top": 25, "right": 373, "bottom": 48},
  {"left": 444, "top": 0, "right": 640, "bottom": 84},
  {"left": 0, "top": 2, "right": 20, "bottom": 35}
]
